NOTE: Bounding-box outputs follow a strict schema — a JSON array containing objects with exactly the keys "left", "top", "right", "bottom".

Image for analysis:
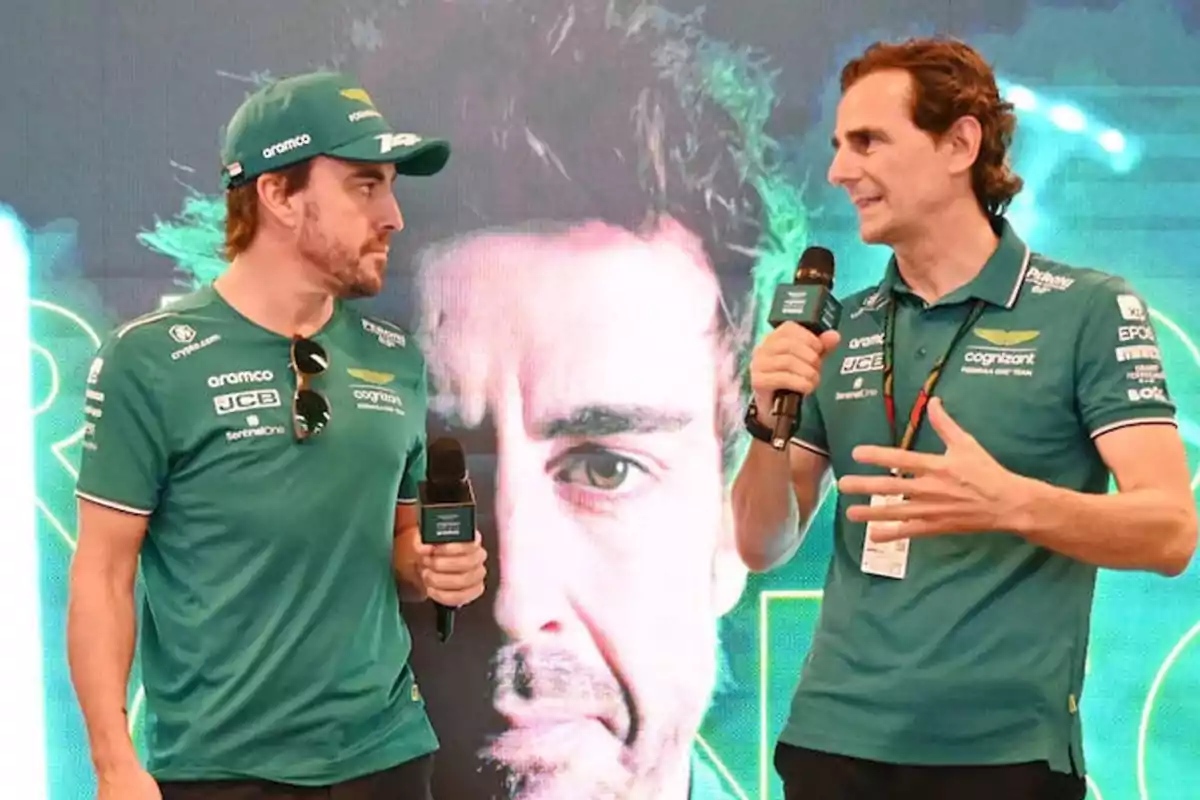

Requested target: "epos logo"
[
  {"left": 1117, "top": 325, "right": 1155, "bottom": 342},
  {"left": 213, "top": 389, "right": 282, "bottom": 416}
]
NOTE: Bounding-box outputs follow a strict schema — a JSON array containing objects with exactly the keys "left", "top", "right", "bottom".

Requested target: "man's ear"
[
  {"left": 941, "top": 115, "right": 983, "bottom": 180},
  {"left": 711, "top": 499, "right": 749, "bottom": 616},
  {"left": 256, "top": 172, "right": 303, "bottom": 230}
]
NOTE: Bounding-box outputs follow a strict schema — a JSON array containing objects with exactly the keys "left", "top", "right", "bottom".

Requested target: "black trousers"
[
  {"left": 775, "top": 743, "right": 1087, "bottom": 800},
  {"left": 158, "top": 754, "right": 434, "bottom": 800}
]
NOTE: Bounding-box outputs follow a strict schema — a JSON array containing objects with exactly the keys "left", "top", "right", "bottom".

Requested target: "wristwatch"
[{"left": 744, "top": 398, "right": 778, "bottom": 445}]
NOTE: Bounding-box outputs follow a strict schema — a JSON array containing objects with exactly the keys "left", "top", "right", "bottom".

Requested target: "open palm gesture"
[{"left": 837, "top": 398, "right": 1024, "bottom": 541}]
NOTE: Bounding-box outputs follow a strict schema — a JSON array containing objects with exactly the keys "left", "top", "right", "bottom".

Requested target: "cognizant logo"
[
  {"left": 963, "top": 350, "right": 1036, "bottom": 368},
  {"left": 353, "top": 388, "right": 402, "bottom": 406}
]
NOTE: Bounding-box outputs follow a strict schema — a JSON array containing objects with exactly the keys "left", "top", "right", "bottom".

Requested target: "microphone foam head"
[
  {"left": 428, "top": 437, "right": 467, "bottom": 484},
  {"left": 795, "top": 246, "right": 836, "bottom": 288}
]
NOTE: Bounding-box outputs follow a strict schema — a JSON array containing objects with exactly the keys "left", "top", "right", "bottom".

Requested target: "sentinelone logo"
[{"left": 226, "top": 418, "right": 287, "bottom": 441}]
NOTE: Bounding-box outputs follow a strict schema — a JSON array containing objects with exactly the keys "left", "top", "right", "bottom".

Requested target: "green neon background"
[{"left": 21, "top": 1, "right": 1200, "bottom": 798}]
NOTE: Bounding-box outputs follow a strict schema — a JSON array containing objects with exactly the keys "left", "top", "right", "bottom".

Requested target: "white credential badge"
[{"left": 861, "top": 494, "right": 910, "bottom": 579}]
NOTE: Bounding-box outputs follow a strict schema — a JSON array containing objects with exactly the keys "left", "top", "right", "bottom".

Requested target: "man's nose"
[
  {"left": 381, "top": 194, "right": 405, "bottom": 233},
  {"left": 827, "top": 147, "right": 856, "bottom": 187},
  {"left": 491, "top": 440, "right": 574, "bottom": 641}
]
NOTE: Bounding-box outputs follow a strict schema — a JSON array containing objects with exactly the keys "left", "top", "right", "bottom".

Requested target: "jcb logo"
[
  {"left": 377, "top": 133, "right": 423, "bottom": 153},
  {"left": 213, "top": 389, "right": 282, "bottom": 416},
  {"left": 840, "top": 353, "right": 884, "bottom": 375}
]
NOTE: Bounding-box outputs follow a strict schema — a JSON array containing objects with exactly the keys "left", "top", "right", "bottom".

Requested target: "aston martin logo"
[
  {"left": 347, "top": 368, "right": 394, "bottom": 385},
  {"left": 973, "top": 328, "right": 1040, "bottom": 347},
  {"left": 340, "top": 88, "right": 376, "bottom": 107}
]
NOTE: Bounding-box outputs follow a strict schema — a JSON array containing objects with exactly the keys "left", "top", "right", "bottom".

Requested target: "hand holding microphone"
[
  {"left": 418, "top": 437, "right": 488, "bottom": 642},
  {"left": 751, "top": 246, "right": 843, "bottom": 449}
]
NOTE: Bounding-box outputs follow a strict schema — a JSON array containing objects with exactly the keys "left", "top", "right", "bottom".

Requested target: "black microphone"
[
  {"left": 418, "top": 437, "right": 478, "bottom": 643},
  {"left": 765, "top": 246, "right": 842, "bottom": 450}
]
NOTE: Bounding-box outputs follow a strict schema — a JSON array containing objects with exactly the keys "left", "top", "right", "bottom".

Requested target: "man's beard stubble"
[
  {"left": 298, "top": 202, "right": 386, "bottom": 299},
  {"left": 484, "top": 642, "right": 693, "bottom": 800}
]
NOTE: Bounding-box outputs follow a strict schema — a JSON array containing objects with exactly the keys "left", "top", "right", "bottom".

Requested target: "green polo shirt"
[
  {"left": 75, "top": 286, "right": 438, "bottom": 784},
  {"left": 778, "top": 218, "right": 1177, "bottom": 774}
]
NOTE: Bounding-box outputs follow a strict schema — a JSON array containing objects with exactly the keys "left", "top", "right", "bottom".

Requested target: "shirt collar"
[{"left": 878, "top": 216, "right": 1032, "bottom": 309}]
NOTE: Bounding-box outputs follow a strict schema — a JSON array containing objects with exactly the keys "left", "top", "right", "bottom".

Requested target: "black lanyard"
[{"left": 881, "top": 296, "right": 987, "bottom": 450}]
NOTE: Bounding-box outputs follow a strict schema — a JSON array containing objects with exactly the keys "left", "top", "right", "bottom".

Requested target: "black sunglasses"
[{"left": 290, "top": 336, "right": 331, "bottom": 441}]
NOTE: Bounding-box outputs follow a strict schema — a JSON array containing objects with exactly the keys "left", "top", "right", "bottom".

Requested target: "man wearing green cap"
[{"left": 67, "top": 71, "right": 485, "bottom": 800}]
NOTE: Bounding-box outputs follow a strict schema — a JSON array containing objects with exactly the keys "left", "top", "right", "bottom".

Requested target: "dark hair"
[
  {"left": 223, "top": 160, "right": 313, "bottom": 259},
  {"left": 841, "top": 36, "right": 1024, "bottom": 216},
  {"left": 352, "top": 0, "right": 770, "bottom": 471},
  {"left": 358, "top": 1, "right": 762, "bottom": 273}
]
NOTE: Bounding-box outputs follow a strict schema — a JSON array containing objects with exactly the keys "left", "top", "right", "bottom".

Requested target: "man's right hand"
[
  {"left": 97, "top": 765, "right": 161, "bottom": 800},
  {"left": 749, "top": 323, "right": 841, "bottom": 425}
]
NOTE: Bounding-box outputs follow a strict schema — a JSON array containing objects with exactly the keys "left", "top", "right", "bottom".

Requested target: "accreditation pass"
[{"left": 861, "top": 494, "right": 909, "bottom": 579}]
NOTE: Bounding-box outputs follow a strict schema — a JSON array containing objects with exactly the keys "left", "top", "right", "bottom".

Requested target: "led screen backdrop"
[{"left": 4, "top": 0, "right": 1199, "bottom": 798}]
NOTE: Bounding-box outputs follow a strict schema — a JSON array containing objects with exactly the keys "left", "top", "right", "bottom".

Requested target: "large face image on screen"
[{"left": 6, "top": 0, "right": 1199, "bottom": 798}]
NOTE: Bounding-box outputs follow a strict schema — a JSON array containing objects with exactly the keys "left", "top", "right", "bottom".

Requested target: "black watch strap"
[{"left": 744, "top": 399, "right": 777, "bottom": 444}]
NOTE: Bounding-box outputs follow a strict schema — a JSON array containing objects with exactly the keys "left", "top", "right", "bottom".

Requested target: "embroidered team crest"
[
  {"left": 347, "top": 368, "right": 395, "bottom": 385},
  {"left": 972, "top": 328, "right": 1040, "bottom": 347},
  {"left": 339, "top": 88, "right": 376, "bottom": 107}
]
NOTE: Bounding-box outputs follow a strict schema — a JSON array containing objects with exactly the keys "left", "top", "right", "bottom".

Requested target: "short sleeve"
[
  {"left": 1075, "top": 277, "right": 1177, "bottom": 439},
  {"left": 790, "top": 391, "right": 829, "bottom": 457},
  {"left": 397, "top": 361, "right": 428, "bottom": 504},
  {"left": 75, "top": 334, "right": 171, "bottom": 515}
]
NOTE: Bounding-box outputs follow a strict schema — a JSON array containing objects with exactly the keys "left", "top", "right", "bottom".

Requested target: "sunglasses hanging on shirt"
[{"left": 290, "top": 336, "right": 332, "bottom": 442}]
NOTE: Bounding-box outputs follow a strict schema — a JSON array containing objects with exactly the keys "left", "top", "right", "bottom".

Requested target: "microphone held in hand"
[
  {"left": 766, "top": 246, "right": 843, "bottom": 450},
  {"left": 418, "top": 437, "right": 477, "bottom": 643}
]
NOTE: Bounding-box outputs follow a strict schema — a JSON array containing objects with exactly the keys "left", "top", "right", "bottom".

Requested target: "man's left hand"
[
  {"left": 418, "top": 532, "right": 488, "bottom": 607},
  {"left": 837, "top": 398, "right": 1026, "bottom": 542}
]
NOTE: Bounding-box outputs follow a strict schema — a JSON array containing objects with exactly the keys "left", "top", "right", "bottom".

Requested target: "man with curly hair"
[{"left": 734, "top": 37, "right": 1196, "bottom": 799}]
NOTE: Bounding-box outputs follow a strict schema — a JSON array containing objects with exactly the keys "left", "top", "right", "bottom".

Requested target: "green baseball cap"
[{"left": 219, "top": 71, "right": 451, "bottom": 189}]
